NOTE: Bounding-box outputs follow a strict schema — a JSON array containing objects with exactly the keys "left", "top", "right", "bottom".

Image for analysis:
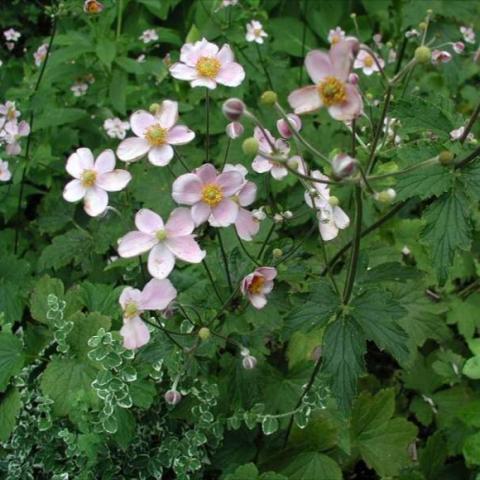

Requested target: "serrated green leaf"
[
  {"left": 68, "top": 312, "right": 111, "bottom": 360},
  {"left": 33, "top": 108, "right": 87, "bottom": 131},
  {"left": 109, "top": 67, "right": 127, "bottom": 115},
  {"left": 96, "top": 39, "right": 116, "bottom": 67},
  {"left": 395, "top": 164, "right": 452, "bottom": 201},
  {"left": 280, "top": 452, "right": 342, "bottom": 480},
  {"left": 0, "top": 333, "right": 25, "bottom": 392},
  {"left": 0, "top": 388, "right": 22, "bottom": 442}
]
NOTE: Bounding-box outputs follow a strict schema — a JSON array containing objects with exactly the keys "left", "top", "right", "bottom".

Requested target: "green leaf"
[
  {"left": 463, "top": 356, "right": 480, "bottom": 379},
  {"left": 78, "top": 282, "right": 122, "bottom": 316},
  {"left": 269, "top": 17, "right": 317, "bottom": 57},
  {"left": 68, "top": 312, "right": 111, "bottom": 360},
  {"left": 447, "top": 294, "right": 480, "bottom": 340},
  {"left": 112, "top": 408, "right": 136, "bottom": 449},
  {"left": 421, "top": 190, "right": 472, "bottom": 284},
  {"left": 96, "top": 39, "right": 116, "bottom": 67},
  {"left": 0, "top": 333, "right": 25, "bottom": 392},
  {"left": 30, "top": 275, "right": 64, "bottom": 324},
  {"left": 395, "top": 164, "right": 452, "bottom": 201},
  {"left": 137, "top": 0, "right": 181, "bottom": 19},
  {"left": 320, "top": 318, "right": 366, "bottom": 413},
  {"left": 463, "top": 432, "right": 480, "bottom": 466},
  {"left": 0, "top": 388, "right": 22, "bottom": 442},
  {"left": 33, "top": 108, "right": 87, "bottom": 131},
  {"left": 280, "top": 452, "right": 342, "bottom": 480},
  {"left": 109, "top": 68, "right": 127, "bottom": 115},
  {"left": 419, "top": 432, "right": 448, "bottom": 480}
]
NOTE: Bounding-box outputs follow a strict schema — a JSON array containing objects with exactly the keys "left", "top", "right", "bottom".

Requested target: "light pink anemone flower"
[
  {"left": 119, "top": 278, "right": 177, "bottom": 350},
  {"left": 63, "top": 148, "right": 131, "bottom": 217},
  {"left": 2, "top": 120, "right": 30, "bottom": 156},
  {"left": 117, "top": 208, "right": 206, "bottom": 279},
  {"left": 0, "top": 160, "right": 12, "bottom": 181},
  {"left": 241, "top": 266, "right": 277, "bottom": 309},
  {"left": 252, "top": 126, "right": 289, "bottom": 180},
  {"left": 353, "top": 50, "right": 384, "bottom": 75},
  {"left": 288, "top": 41, "right": 363, "bottom": 121},
  {"left": 210, "top": 164, "right": 259, "bottom": 241},
  {"left": 431, "top": 50, "right": 452, "bottom": 64},
  {"left": 117, "top": 100, "right": 194, "bottom": 166},
  {"left": 172, "top": 163, "right": 244, "bottom": 227},
  {"left": 170, "top": 38, "right": 245, "bottom": 90}
]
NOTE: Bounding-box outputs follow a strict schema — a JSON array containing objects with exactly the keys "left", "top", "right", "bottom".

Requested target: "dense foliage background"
[{"left": 1, "top": 0, "right": 480, "bottom": 478}]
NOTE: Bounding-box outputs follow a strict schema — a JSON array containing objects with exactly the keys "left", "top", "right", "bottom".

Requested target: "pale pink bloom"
[
  {"left": 405, "top": 29, "right": 420, "bottom": 38},
  {"left": 220, "top": 0, "right": 239, "bottom": 6},
  {"left": 354, "top": 50, "right": 384, "bottom": 75},
  {"left": 103, "top": 117, "right": 130, "bottom": 140},
  {"left": 0, "top": 160, "right": 12, "bottom": 181},
  {"left": 305, "top": 170, "right": 350, "bottom": 241},
  {"left": 172, "top": 163, "right": 244, "bottom": 227},
  {"left": 63, "top": 148, "right": 131, "bottom": 217},
  {"left": 452, "top": 42, "right": 465, "bottom": 54},
  {"left": 117, "top": 208, "right": 206, "bottom": 279},
  {"left": 71, "top": 81, "right": 88, "bottom": 97},
  {"left": 246, "top": 20, "right": 268, "bottom": 44},
  {"left": 137, "top": 54, "right": 146, "bottom": 63},
  {"left": 2, "top": 120, "right": 30, "bottom": 156},
  {"left": 276, "top": 113, "right": 302, "bottom": 139},
  {"left": 33, "top": 43, "right": 48, "bottom": 67},
  {"left": 117, "top": 100, "right": 194, "bottom": 166},
  {"left": 119, "top": 278, "right": 177, "bottom": 350},
  {"left": 0, "top": 101, "right": 20, "bottom": 122},
  {"left": 3, "top": 29, "right": 20, "bottom": 42},
  {"left": 226, "top": 121, "right": 244, "bottom": 139},
  {"left": 460, "top": 26, "right": 476, "bottom": 44},
  {"left": 170, "top": 38, "right": 245, "bottom": 90},
  {"left": 450, "top": 126, "right": 475, "bottom": 143},
  {"left": 431, "top": 50, "right": 452, "bottom": 64},
  {"left": 139, "top": 29, "right": 158, "bottom": 44},
  {"left": 241, "top": 267, "right": 277, "bottom": 309},
  {"left": 288, "top": 41, "right": 363, "bottom": 121},
  {"left": 252, "top": 126, "right": 289, "bottom": 180},
  {"left": 328, "top": 27, "right": 345, "bottom": 45},
  {"left": 373, "top": 33, "right": 383, "bottom": 47}
]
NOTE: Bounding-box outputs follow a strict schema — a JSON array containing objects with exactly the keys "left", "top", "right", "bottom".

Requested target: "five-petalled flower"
[
  {"left": 241, "top": 267, "right": 277, "bottom": 309},
  {"left": 245, "top": 20, "right": 268, "bottom": 44}
]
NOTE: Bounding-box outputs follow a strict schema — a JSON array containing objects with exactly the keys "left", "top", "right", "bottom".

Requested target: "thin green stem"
[
  {"left": 255, "top": 42, "right": 273, "bottom": 90},
  {"left": 217, "top": 229, "right": 233, "bottom": 293},
  {"left": 221, "top": 138, "right": 231, "bottom": 170},
  {"left": 320, "top": 238, "right": 340, "bottom": 296},
  {"left": 235, "top": 229, "right": 262, "bottom": 266},
  {"left": 202, "top": 258, "right": 224, "bottom": 305},
  {"left": 205, "top": 88, "right": 210, "bottom": 163},
  {"left": 368, "top": 157, "right": 438, "bottom": 181},
  {"left": 173, "top": 147, "right": 189, "bottom": 172},
  {"left": 274, "top": 222, "right": 317, "bottom": 267},
  {"left": 257, "top": 222, "right": 275, "bottom": 260},
  {"left": 116, "top": 0, "right": 123, "bottom": 39}
]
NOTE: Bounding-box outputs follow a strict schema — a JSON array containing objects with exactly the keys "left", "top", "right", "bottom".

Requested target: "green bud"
[
  {"left": 242, "top": 137, "right": 259, "bottom": 156},
  {"left": 260, "top": 91, "right": 278, "bottom": 106},
  {"left": 414, "top": 46, "right": 432, "bottom": 64},
  {"left": 438, "top": 150, "right": 455, "bottom": 165},
  {"left": 149, "top": 103, "right": 161, "bottom": 114},
  {"left": 272, "top": 248, "right": 283, "bottom": 258},
  {"left": 419, "top": 22, "right": 427, "bottom": 31},
  {"left": 287, "top": 157, "right": 299, "bottom": 169},
  {"left": 198, "top": 327, "right": 211, "bottom": 340},
  {"left": 328, "top": 196, "right": 339, "bottom": 207},
  {"left": 375, "top": 188, "right": 396, "bottom": 204}
]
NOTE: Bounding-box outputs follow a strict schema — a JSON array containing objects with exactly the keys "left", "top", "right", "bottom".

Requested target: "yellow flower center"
[
  {"left": 318, "top": 76, "right": 347, "bottom": 107},
  {"left": 196, "top": 56, "right": 221, "bottom": 78},
  {"left": 331, "top": 34, "right": 341, "bottom": 45},
  {"left": 249, "top": 276, "right": 265, "bottom": 295},
  {"left": 7, "top": 108, "right": 16, "bottom": 121},
  {"left": 124, "top": 302, "right": 138, "bottom": 318},
  {"left": 201, "top": 184, "right": 224, "bottom": 207},
  {"left": 145, "top": 124, "right": 168, "bottom": 146},
  {"left": 81, "top": 169, "right": 97, "bottom": 188},
  {"left": 363, "top": 55, "right": 374, "bottom": 67},
  {"left": 156, "top": 229, "right": 167, "bottom": 241},
  {"left": 254, "top": 28, "right": 263, "bottom": 37}
]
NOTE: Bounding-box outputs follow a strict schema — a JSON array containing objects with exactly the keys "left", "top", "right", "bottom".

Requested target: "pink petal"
[
  {"left": 262, "top": 279, "right": 275, "bottom": 295},
  {"left": 319, "top": 220, "right": 339, "bottom": 241},
  {"left": 157, "top": 100, "right": 178, "bottom": 129},
  {"left": 288, "top": 85, "right": 322, "bottom": 115},
  {"left": 117, "top": 137, "right": 150, "bottom": 162},
  {"left": 210, "top": 198, "right": 239, "bottom": 227},
  {"left": 135, "top": 208, "right": 164, "bottom": 234},
  {"left": 63, "top": 179, "right": 86, "bottom": 202},
  {"left": 139, "top": 278, "right": 177, "bottom": 311},
  {"left": 249, "top": 293, "right": 267, "bottom": 309},
  {"left": 327, "top": 83, "right": 363, "bottom": 121},
  {"left": 235, "top": 208, "right": 260, "bottom": 241},
  {"left": 191, "top": 78, "right": 217, "bottom": 89},
  {"left": 252, "top": 156, "right": 272, "bottom": 174},
  {"left": 130, "top": 110, "right": 156, "bottom": 137},
  {"left": 270, "top": 165, "right": 288, "bottom": 180},
  {"left": 196, "top": 164, "right": 217, "bottom": 184},
  {"left": 148, "top": 145, "right": 174, "bottom": 166},
  {"left": 196, "top": 38, "right": 219, "bottom": 58},
  {"left": 118, "top": 231, "right": 157, "bottom": 257},
  {"left": 238, "top": 181, "right": 257, "bottom": 207},
  {"left": 165, "top": 207, "right": 194, "bottom": 237},
  {"left": 96, "top": 169, "right": 131, "bottom": 192},
  {"left": 191, "top": 202, "right": 211, "bottom": 226},
  {"left": 257, "top": 266, "right": 277, "bottom": 281},
  {"left": 94, "top": 149, "right": 115, "bottom": 174},
  {"left": 333, "top": 206, "right": 350, "bottom": 229},
  {"left": 216, "top": 62, "right": 245, "bottom": 87},
  {"left": 254, "top": 126, "right": 275, "bottom": 152},
  {"left": 166, "top": 235, "right": 205, "bottom": 263},
  {"left": 83, "top": 186, "right": 108, "bottom": 217},
  {"left": 172, "top": 173, "right": 203, "bottom": 205},
  {"left": 66, "top": 148, "right": 94, "bottom": 179},
  {"left": 170, "top": 63, "right": 198, "bottom": 81},
  {"left": 216, "top": 170, "right": 244, "bottom": 196},
  {"left": 305, "top": 50, "right": 334, "bottom": 83},
  {"left": 167, "top": 125, "right": 195, "bottom": 145},
  {"left": 330, "top": 41, "right": 353, "bottom": 81},
  {"left": 216, "top": 44, "right": 234, "bottom": 64},
  {"left": 147, "top": 243, "right": 176, "bottom": 279},
  {"left": 17, "top": 121, "right": 30, "bottom": 136},
  {"left": 119, "top": 287, "right": 142, "bottom": 310},
  {"left": 120, "top": 316, "right": 150, "bottom": 350}
]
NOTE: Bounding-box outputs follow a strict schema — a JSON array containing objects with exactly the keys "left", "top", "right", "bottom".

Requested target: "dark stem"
[
  {"left": 217, "top": 229, "right": 233, "bottom": 293},
  {"left": 460, "top": 102, "right": 480, "bottom": 144},
  {"left": 202, "top": 258, "right": 224, "bottom": 304},
  {"left": 173, "top": 147, "right": 189, "bottom": 172},
  {"left": 221, "top": 138, "right": 231, "bottom": 170},
  {"left": 455, "top": 145, "right": 480, "bottom": 169},
  {"left": 257, "top": 222, "right": 275, "bottom": 260},
  {"left": 205, "top": 88, "right": 210, "bottom": 163},
  {"left": 235, "top": 229, "right": 262, "bottom": 266},
  {"left": 394, "top": 34, "right": 408, "bottom": 75},
  {"left": 255, "top": 42, "right": 274, "bottom": 90},
  {"left": 274, "top": 222, "right": 316, "bottom": 267}
]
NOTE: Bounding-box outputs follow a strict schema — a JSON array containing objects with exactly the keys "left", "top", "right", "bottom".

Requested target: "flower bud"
[
  {"left": 252, "top": 207, "right": 266, "bottom": 221},
  {"left": 164, "top": 389, "right": 182, "bottom": 405},
  {"left": 198, "top": 327, "right": 211, "bottom": 340},
  {"left": 331, "top": 153, "right": 358, "bottom": 179},
  {"left": 375, "top": 188, "right": 397, "bottom": 203},
  {"left": 149, "top": 103, "right": 161, "bottom": 114},
  {"left": 242, "top": 355, "right": 257, "bottom": 369},
  {"left": 418, "top": 21, "right": 427, "bottom": 31},
  {"left": 328, "top": 195, "right": 339, "bottom": 207},
  {"left": 242, "top": 137, "right": 259, "bottom": 156},
  {"left": 438, "top": 150, "right": 454, "bottom": 165},
  {"left": 287, "top": 156, "right": 299, "bottom": 170},
  {"left": 273, "top": 213, "right": 284, "bottom": 223},
  {"left": 260, "top": 90, "right": 278, "bottom": 106},
  {"left": 348, "top": 73, "right": 359, "bottom": 85},
  {"left": 272, "top": 248, "right": 283, "bottom": 258},
  {"left": 283, "top": 210, "right": 293, "bottom": 219},
  {"left": 276, "top": 114, "right": 302, "bottom": 139},
  {"left": 414, "top": 46, "right": 432, "bottom": 64},
  {"left": 226, "top": 121, "right": 244, "bottom": 139},
  {"left": 222, "top": 98, "right": 246, "bottom": 121},
  {"left": 453, "top": 42, "right": 465, "bottom": 54}
]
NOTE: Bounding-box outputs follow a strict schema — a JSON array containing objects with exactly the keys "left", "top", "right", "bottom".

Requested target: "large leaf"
[
  {"left": 280, "top": 452, "right": 342, "bottom": 480},
  {"left": 0, "top": 333, "right": 25, "bottom": 392},
  {"left": 0, "top": 388, "right": 22, "bottom": 442},
  {"left": 395, "top": 164, "right": 452, "bottom": 201}
]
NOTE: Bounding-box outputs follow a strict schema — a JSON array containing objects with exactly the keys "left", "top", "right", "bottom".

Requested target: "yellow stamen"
[
  {"left": 124, "top": 303, "right": 138, "bottom": 318},
  {"left": 249, "top": 276, "right": 265, "bottom": 295},
  {"left": 81, "top": 169, "right": 97, "bottom": 188},
  {"left": 196, "top": 56, "right": 221, "bottom": 78},
  {"left": 331, "top": 35, "right": 341, "bottom": 45},
  {"left": 145, "top": 124, "right": 168, "bottom": 146},
  {"left": 363, "top": 55, "right": 374, "bottom": 67},
  {"left": 156, "top": 229, "right": 167, "bottom": 241},
  {"left": 318, "top": 76, "right": 347, "bottom": 107},
  {"left": 201, "top": 184, "right": 224, "bottom": 207}
]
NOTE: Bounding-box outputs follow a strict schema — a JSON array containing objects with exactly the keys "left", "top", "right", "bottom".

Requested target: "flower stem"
[
  {"left": 217, "top": 229, "right": 233, "bottom": 293},
  {"left": 205, "top": 88, "right": 210, "bottom": 163},
  {"left": 257, "top": 222, "right": 275, "bottom": 261},
  {"left": 116, "top": 0, "right": 123, "bottom": 39},
  {"left": 255, "top": 42, "right": 273, "bottom": 90},
  {"left": 173, "top": 147, "right": 189, "bottom": 172},
  {"left": 460, "top": 101, "right": 480, "bottom": 144},
  {"left": 221, "top": 137, "right": 231, "bottom": 170},
  {"left": 235, "top": 229, "right": 262, "bottom": 266},
  {"left": 202, "top": 258, "right": 224, "bottom": 305}
]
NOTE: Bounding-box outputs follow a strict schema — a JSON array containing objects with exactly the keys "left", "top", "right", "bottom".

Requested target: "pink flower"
[
  {"left": 452, "top": 42, "right": 465, "bottom": 54},
  {"left": 353, "top": 50, "right": 384, "bottom": 75},
  {"left": 119, "top": 278, "right": 177, "bottom": 350},
  {"left": 246, "top": 20, "right": 268, "bottom": 44},
  {"left": 0, "top": 159, "right": 12, "bottom": 181},
  {"left": 139, "top": 29, "right": 158, "bottom": 44},
  {"left": 0, "top": 101, "right": 20, "bottom": 122},
  {"left": 226, "top": 121, "right": 244, "bottom": 139},
  {"left": 117, "top": 100, "right": 194, "bottom": 166},
  {"left": 3, "top": 29, "right": 20, "bottom": 42},
  {"left": 63, "top": 148, "right": 131, "bottom": 217},
  {"left": 241, "top": 267, "right": 277, "bottom": 309},
  {"left": 460, "top": 26, "right": 476, "bottom": 44},
  {"left": 328, "top": 27, "right": 345, "bottom": 45},
  {"left": 252, "top": 126, "right": 289, "bottom": 180},
  {"left": 33, "top": 43, "right": 48, "bottom": 67},
  {"left": 288, "top": 41, "right": 363, "bottom": 121},
  {"left": 1, "top": 120, "right": 30, "bottom": 156},
  {"left": 276, "top": 113, "right": 302, "bottom": 139},
  {"left": 172, "top": 163, "right": 244, "bottom": 227},
  {"left": 117, "top": 208, "right": 206, "bottom": 279},
  {"left": 431, "top": 50, "right": 452, "bottom": 64},
  {"left": 170, "top": 38, "right": 245, "bottom": 90}
]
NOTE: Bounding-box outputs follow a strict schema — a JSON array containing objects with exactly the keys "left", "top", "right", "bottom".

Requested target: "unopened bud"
[
  {"left": 438, "top": 150, "right": 454, "bottom": 165},
  {"left": 419, "top": 22, "right": 427, "bottom": 31},
  {"left": 226, "top": 121, "right": 244, "bottom": 139},
  {"left": 276, "top": 114, "right": 302, "bottom": 138},
  {"left": 272, "top": 248, "right": 283, "bottom": 258},
  {"left": 242, "top": 355, "right": 257, "bottom": 369},
  {"left": 198, "top": 327, "right": 211, "bottom": 340},
  {"left": 164, "top": 389, "right": 182, "bottom": 405},
  {"left": 283, "top": 210, "right": 293, "bottom": 219},
  {"left": 260, "top": 90, "right": 278, "bottom": 106},
  {"left": 242, "top": 137, "right": 259, "bottom": 156},
  {"left": 331, "top": 153, "right": 358, "bottom": 179},
  {"left": 375, "top": 188, "right": 397, "bottom": 203},
  {"left": 273, "top": 213, "right": 284, "bottom": 223},
  {"left": 222, "top": 98, "right": 246, "bottom": 121},
  {"left": 252, "top": 207, "right": 266, "bottom": 221},
  {"left": 149, "top": 103, "right": 161, "bottom": 114},
  {"left": 348, "top": 73, "right": 359, "bottom": 85},
  {"left": 366, "top": 92, "right": 374, "bottom": 101},
  {"left": 287, "top": 156, "right": 300, "bottom": 170},
  {"left": 414, "top": 46, "right": 432, "bottom": 64},
  {"left": 328, "top": 196, "right": 339, "bottom": 207}
]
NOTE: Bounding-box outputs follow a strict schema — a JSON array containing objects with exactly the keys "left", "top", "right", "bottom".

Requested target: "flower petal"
[
  {"left": 119, "top": 287, "right": 142, "bottom": 310},
  {"left": 191, "top": 202, "right": 211, "bottom": 226},
  {"left": 117, "top": 137, "right": 150, "bottom": 162},
  {"left": 139, "top": 278, "right": 177, "bottom": 311},
  {"left": 147, "top": 243, "right": 176, "bottom": 279},
  {"left": 210, "top": 198, "right": 239, "bottom": 227},
  {"left": 118, "top": 231, "right": 157, "bottom": 257},
  {"left": 252, "top": 156, "right": 272, "bottom": 173},
  {"left": 135, "top": 208, "right": 164, "bottom": 234},
  {"left": 94, "top": 149, "right": 115, "bottom": 174},
  {"left": 66, "top": 148, "right": 94, "bottom": 179},
  {"left": 167, "top": 125, "right": 195, "bottom": 145},
  {"left": 238, "top": 181, "right": 257, "bottom": 207},
  {"left": 216, "top": 62, "right": 245, "bottom": 87},
  {"left": 216, "top": 44, "right": 234, "bottom": 64},
  {"left": 120, "top": 316, "right": 150, "bottom": 350},
  {"left": 166, "top": 235, "right": 205, "bottom": 263},
  {"left": 305, "top": 50, "right": 334, "bottom": 83},
  {"left": 191, "top": 78, "right": 217, "bottom": 89},
  {"left": 130, "top": 110, "right": 156, "bottom": 137},
  {"left": 216, "top": 170, "right": 244, "bottom": 196},
  {"left": 63, "top": 179, "right": 86, "bottom": 202},
  {"left": 96, "top": 169, "right": 131, "bottom": 192},
  {"left": 330, "top": 41, "right": 353, "bottom": 81},
  {"left": 170, "top": 63, "right": 198, "bottom": 80},
  {"left": 157, "top": 100, "right": 178, "bottom": 129},
  {"left": 83, "top": 186, "right": 108, "bottom": 217},
  {"left": 148, "top": 145, "right": 174, "bottom": 166},
  {"left": 257, "top": 267, "right": 277, "bottom": 281},
  {"left": 288, "top": 85, "right": 322, "bottom": 115},
  {"left": 319, "top": 219, "right": 339, "bottom": 241},
  {"left": 270, "top": 165, "right": 288, "bottom": 180},
  {"left": 196, "top": 164, "right": 217, "bottom": 184},
  {"left": 235, "top": 208, "right": 260, "bottom": 241},
  {"left": 327, "top": 84, "right": 363, "bottom": 121},
  {"left": 249, "top": 293, "right": 267, "bottom": 309},
  {"left": 166, "top": 207, "right": 194, "bottom": 237},
  {"left": 333, "top": 206, "right": 350, "bottom": 229},
  {"left": 172, "top": 173, "right": 203, "bottom": 205}
]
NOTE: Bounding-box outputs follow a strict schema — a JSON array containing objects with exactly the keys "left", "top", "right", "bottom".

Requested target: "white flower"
[
  {"left": 0, "top": 159, "right": 12, "bottom": 181},
  {"left": 405, "top": 29, "right": 420, "bottom": 38},
  {"left": 328, "top": 27, "right": 345, "bottom": 45},
  {"left": 353, "top": 50, "right": 384, "bottom": 75},
  {"left": 431, "top": 50, "right": 452, "bottom": 64},
  {"left": 137, "top": 54, "right": 146, "bottom": 63},
  {"left": 245, "top": 20, "right": 268, "bottom": 44},
  {"left": 33, "top": 43, "right": 48, "bottom": 67},
  {"left": 103, "top": 117, "right": 130, "bottom": 140},
  {"left": 452, "top": 42, "right": 465, "bottom": 54},
  {"left": 4, "top": 29, "right": 20, "bottom": 42},
  {"left": 219, "top": 0, "right": 238, "bottom": 7},
  {"left": 460, "top": 26, "right": 476, "bottom": 44},
  {"left": 71, "top": 82, "right": 88, "bottom": 97},
  {"left": 450, "top": 126, "right": 475, "bottom": 143},
  {"left": 139, "top": 29, "right": 158, "bottom": 44}
]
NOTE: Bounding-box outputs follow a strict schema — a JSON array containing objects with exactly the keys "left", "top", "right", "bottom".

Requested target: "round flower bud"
[
  {"left": 252, "top": 207, "right": 267, "bottom": 221},
  {"left": 164, "top": 389, "right": 182, "bottom": 405},
  {"left": 260, "top": 90, "right": 278, "bottom": 106},
  {"left": 283, "top": 210, "right": 293, "bottom": 219},
  {"left": 414, "top": 46, "right": 432, "bottom": 64},
  {"left": 331, "top": 153, "right": 358, "bottom": 179},
  {"left": 438, "top": 150, "right": 454, "bottom": 165},
  {"left": 328, "top": 196, "right": 339, "bottom": 207},
  {"left": 198, "top": 327, "right": 211, "bottom": 340},
  {"left": 226, "top": 121, "right": 244, "bottom": 140},
  {"left": 348, "top": 73, "right": 359, "bottom": 85},
  {"left": 276, "top": 114, "right": 302, "bottom": 139},
  {"left": 287, "top": 156, "right": 299, "bottom": 169},
  {"left": 242, "top": 355, "right": 257, "bottom": 370},
  {"left": 273, "top": 213, "right": 284, "bottom": 223},
  {"left": 418, "top": 21, "right": 427, "bottom": 31},
  {"left": 149, "top": 103, "right": 161, "bottom": 114},
  {"left": 272, "top": 248, "right": 283, "bottom": 258},
  {"left": 375, "top": 188, "right": 397, "bottom": 203},
  {"left": 222, "top": 98, "right": 246, "bottom": 121},
  {"left": 242, "top": 137, "right": 259, "bottom": 156}
]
